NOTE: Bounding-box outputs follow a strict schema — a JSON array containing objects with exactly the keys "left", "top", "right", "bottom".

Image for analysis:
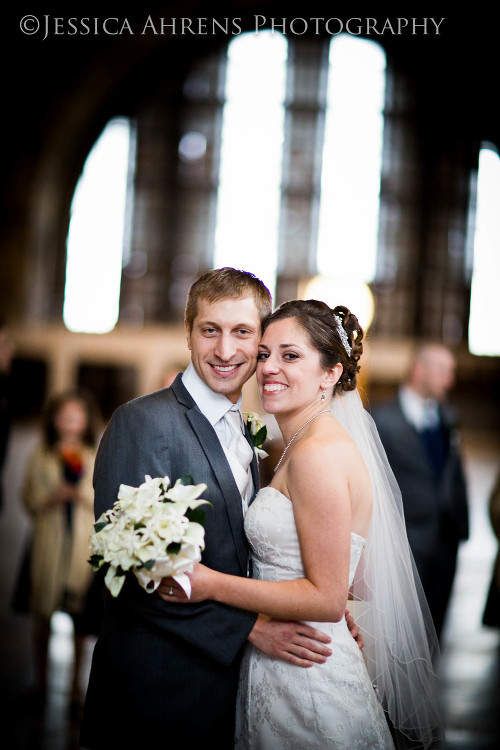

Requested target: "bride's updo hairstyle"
[{"left": 262, "top": 300, "right": 364, "bottom": 395}]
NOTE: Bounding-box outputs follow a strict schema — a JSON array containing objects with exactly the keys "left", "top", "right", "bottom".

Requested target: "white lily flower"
[
  {"left": 165, "top": 478, "right": 207, "bottom": 505},
  {"left": 117, "top": 483, "right": 138, "bottom": 501},
  {"left": 182, "top": 522, "right": 206, "bottom": 548},
  {"left": 156, "top": 515, "right": 189, "bottom": 542},
  {"left": 105, "top": 565, "right": 126, "bottom": 597}
]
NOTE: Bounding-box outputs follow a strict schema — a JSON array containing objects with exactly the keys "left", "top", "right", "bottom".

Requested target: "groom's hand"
[
  {"left": 345, "top": 608, "right": 364, "bottom": 651},
  {"left": 248, "top": 615, "right": 333, "bottom": 668}
]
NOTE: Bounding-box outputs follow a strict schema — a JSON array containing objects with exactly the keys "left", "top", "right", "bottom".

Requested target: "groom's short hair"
[{"left": 185, "top": 267, "right": 272, "bottom": 331}]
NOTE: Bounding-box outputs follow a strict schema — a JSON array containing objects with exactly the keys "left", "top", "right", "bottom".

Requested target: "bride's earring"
[{"left": 320, "top": 388, "right": 326, "bottom": 402}]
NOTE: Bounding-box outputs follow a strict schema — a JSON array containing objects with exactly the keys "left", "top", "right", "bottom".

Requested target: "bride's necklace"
[{"left": 274, "top": 409, "right": 331, "bottom": 473}]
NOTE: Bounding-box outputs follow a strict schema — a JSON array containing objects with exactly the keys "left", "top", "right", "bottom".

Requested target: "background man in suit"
[
  {"left": 80, "top": 268, "right": 337, "bottom": 749},
  {"left": 371, "top": 343, "right": 469, "bottom": 641}
]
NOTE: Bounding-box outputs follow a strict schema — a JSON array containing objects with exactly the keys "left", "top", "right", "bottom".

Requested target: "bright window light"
[
  {"left": 301, "top": 275, "right": 375, "bottom": 331},
  {"left": 317, "top": 34, "right": 386, "bottom": 284},
  {"left": 63, "top": 118, "right": 134, "bottom": 333},
  {"left": 469, "top": 145, "right": 500, "bottom": 356},
  {"left": 214, "top": 31, "right": 287, "bottom": 298}
]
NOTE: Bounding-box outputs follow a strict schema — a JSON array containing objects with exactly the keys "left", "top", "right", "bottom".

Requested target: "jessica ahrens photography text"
[{"left": 20, "top": 15, "right": 446, "bottom": 41}]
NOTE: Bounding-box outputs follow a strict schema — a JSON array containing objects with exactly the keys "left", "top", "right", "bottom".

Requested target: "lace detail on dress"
[{"left": 235, "top": 487, "right": 394, "bottom": 750}]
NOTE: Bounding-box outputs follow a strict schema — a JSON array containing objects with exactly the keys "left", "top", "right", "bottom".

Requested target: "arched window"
[
  {"left": 313, "top": 34, "right": 386, "bottom": 326},
  {"left": 468, "top": 144, "right": 500, "bottom": 356},
  {"left": 214, "top": 32, "right": 287, "bottom": 298},
  {"left": 63, "top": 118, "right": 135, "bottom": 333}
]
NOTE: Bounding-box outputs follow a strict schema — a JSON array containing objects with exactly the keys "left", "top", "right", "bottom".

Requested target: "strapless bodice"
[{"left": 244, "top": 486, "right": 365, "bottom": 585}]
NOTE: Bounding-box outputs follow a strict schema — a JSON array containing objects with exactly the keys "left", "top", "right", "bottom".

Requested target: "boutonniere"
[{"left": 244, "top": 412, "right": 270, "bottom": 459}]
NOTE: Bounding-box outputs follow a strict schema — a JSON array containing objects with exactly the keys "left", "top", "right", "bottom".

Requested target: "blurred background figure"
[
  {"left": 12, "top": 390, "right": 101, "bottom": 711},
  {"left": 371, "top": 343, "right": 469, "bottom": 641},
  {"left": 158, "top": 362, "right": 187, "bottom": 390},
  {"left": 0, "top": 319, "right": 15, "bottom": 512},
  {"left": 483, "top": 473, "right": 500, "bottom": 628}
]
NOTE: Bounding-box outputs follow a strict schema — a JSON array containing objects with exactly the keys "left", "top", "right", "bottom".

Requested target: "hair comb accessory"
[{"left": 334, "top": 314, "right": 352, "bottom": 356}]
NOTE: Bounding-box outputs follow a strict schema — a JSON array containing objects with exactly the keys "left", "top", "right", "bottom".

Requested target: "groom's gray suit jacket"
[{"left": 80, "top": 374, "right": 259, "bottom": 749}]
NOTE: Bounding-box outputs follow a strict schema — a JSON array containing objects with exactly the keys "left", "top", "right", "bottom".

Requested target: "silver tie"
[{"left": 222, "top": 408, "right": 254, "bottom": 508}]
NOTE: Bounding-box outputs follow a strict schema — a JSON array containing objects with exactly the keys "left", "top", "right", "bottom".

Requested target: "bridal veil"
[{"left": 331, "top": 388, "right": 444, "bottom": 749}]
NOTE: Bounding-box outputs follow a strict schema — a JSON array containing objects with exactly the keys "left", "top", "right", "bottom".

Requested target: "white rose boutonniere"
[
  {"left": 244, "top": 412, "right": 270, "bottom": 460},
  {"left": 89, "top": 474, "right": 210, "bottom": 599}
]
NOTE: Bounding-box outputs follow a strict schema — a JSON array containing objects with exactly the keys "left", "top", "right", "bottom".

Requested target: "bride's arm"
[{"left": 160, "top": 439, "right": 355, "bottom": 623}]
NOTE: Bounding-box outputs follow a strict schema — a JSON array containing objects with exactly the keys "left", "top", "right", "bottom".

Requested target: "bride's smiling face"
[{"left": 257, "top": 318, "right": 338, "bottom": 415}]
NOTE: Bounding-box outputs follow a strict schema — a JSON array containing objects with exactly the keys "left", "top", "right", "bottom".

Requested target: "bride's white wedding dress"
[{"left": 235, "top": 486, "right": 395, "bottom": 750}]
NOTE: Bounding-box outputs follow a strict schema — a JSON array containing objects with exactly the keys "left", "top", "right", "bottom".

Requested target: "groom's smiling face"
[{"left": 186, "top": 296, "right": 262, "bottom": 403}]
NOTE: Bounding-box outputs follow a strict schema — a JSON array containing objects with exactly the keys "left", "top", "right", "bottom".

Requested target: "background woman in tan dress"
[{"left": 21, "top": 390, "right": 100, "bottom": 707}]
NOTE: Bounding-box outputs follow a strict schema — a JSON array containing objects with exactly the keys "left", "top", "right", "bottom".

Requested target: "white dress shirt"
[{"left": 399, "top": 386, "right": 440, "bottom": 432}]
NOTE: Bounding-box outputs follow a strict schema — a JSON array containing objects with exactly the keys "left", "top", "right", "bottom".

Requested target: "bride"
[{"left": 161, "top": 299, "right": 443, "bottom": 749}]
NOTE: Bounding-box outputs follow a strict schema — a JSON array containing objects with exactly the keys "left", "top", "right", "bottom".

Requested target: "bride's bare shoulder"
[{"left": 290, "top": 428, "right": 359, "bottom": 476}]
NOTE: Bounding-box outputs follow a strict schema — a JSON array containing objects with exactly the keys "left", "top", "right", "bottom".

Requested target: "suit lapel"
[
  {"left": 171, "top": 374, "right": 254, "bottom": 573},
  {"left": 170, "top": 373, "right": 196, "bottom": 409}
]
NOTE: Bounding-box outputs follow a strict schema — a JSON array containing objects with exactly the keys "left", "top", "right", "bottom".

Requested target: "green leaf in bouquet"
[
  {"left": 142, "top": 559, "right": 156, "bottom": 570},
  {"left": 88, "top": 554, "right": 103, "bottom": 568},
  {"left": 167, "top": 541, "right": 182, "bottom": 555},
  {"left": 134, "top": 522, "right": 147, "bottom": 530},
  {"left": 93, "top": 521, "right": 108, "bottom": 533},
  {"left": 185, "top": 507, "right": 207, "bottom": 526},
  {"left": 179, "top": 473, "right": 194, "bottom": 485}
]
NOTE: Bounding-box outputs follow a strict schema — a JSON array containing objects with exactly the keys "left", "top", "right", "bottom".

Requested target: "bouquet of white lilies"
[{"left": 89, "top": 474, "right": 210, "bottom": 598}]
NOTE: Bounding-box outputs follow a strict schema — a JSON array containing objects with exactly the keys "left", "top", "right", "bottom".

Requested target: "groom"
[{"left": 80, "top": 268, "right": 347, "bottom": 749}]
